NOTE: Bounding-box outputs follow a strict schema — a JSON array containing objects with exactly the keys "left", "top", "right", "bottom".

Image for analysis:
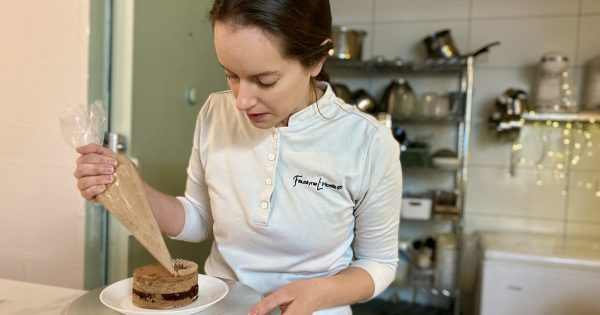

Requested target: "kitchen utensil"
[
  {"left": 96, "top": 153, "right": 177, "bottom": 275},
  {"left": 502, "top": 88, "right": 529, "bottom": 116},
  {"left": 380, "top": 78, "right": 416, "bottom": 118},
  {"left": 420, "top": 92, "right": 439, "bottom": 116},
  {"left": 423, "top": 29, "right": 460, "bottom": 59},
  {"left": 351, "top": 89, "right": 377, "bottom": 113},
  {"left": 331, "top": 82, "right": 353, "bottom": 103},
  {"left": 490, "top": 88, "right": 527, "bottom": 143},
  {"left": 434, "top": 233, "right": 457, "bottom": 290},
  {"left": 433, "top": 190, "right": 458, "bottom": 213},
  {"left": 60, "top": 101, "right": 176, "bottom": 275},
  {"left": 448, "top": 91, "right": 464, "bottom": 116},
  {"left": 468, "top": 41, "right": 501, "bottom": 58},
  {"left": 534, "top": 51, "right": 578, "bottom": 112},
  {"left": 331, "top": 26, "right": 367, "bottom": 61},
  {"left": 584, "top": 55, "right": 600, "bottom": 110},
  {"left": 431, "top": 96, "right": 451, "bottom": 117}
]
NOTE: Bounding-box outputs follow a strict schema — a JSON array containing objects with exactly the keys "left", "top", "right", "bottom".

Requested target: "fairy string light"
[{"left": 518, "top": 119, "right": 598, "bottom": 197}]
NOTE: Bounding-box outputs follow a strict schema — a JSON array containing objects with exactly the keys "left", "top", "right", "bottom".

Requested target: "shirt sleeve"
[
  {"left": 350, "top": 125, "right": 402, "bottom": 299},
  {"left": 170, "top": 96, "right": 214, "bottom": 243}
]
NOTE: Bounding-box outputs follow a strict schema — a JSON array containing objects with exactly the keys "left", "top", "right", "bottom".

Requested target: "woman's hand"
[
  {"left": 74, "top": 143, "right": 118, "bottom": 200},
  {"left": 248, "top": 267, "right": 374, "bottom": 315},
  {"left": 248, "top": 279, "right": 324, "bottom": 315}
]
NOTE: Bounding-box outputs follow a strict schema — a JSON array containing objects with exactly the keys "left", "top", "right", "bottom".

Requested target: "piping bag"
[{"left": 60, "top": 101, "right": 177, "bottom": 275}]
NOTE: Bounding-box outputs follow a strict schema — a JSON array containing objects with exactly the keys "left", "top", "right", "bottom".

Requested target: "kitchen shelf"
[
  {"left": 402, "top": 164, "right": 460, "bottom": 172},
  {"left": 402, "top": 215, "right": 460, "bottom": 223},
  {"left": 330, "top": 56, "right": 475, "bottom": 315},
  {"left": 522, "top": 111, "right": 600, "bottom": 123},
  {"left": 326, "top": 57, "right": 468, "bottom": 74},
  {"left": 404, "top": 266, "right": 459, "bottom": 302},
  {"left": 393, "top": 114, "right": 464, "bottom": 124}
]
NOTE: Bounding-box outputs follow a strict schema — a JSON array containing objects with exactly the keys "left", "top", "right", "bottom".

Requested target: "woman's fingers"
[
  {"left": 81, "top": 185, "right": 108, "bottom": 201},
  {"left": 248, "top": 290, "right": 292, "bottom": 315},
  {"left": 74, "top": 144, "right": 118, "bottom": 200},
  {"left": 77, "top": 175, "right": 114, "bottom": 201},
  {"left": 76, "top": 153, "right": 117, "bottom": 167},
  {"left": 77, "top": 174, "right": 114, "bottom": 191},
  {"left": 74, "top": 163, "right": 115, "bottom": 178}
]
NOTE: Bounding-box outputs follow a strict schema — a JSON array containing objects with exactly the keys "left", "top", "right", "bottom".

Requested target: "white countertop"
[
  {"left": 0, "top": 278, "right": 86, "bottom": 315},
  {"left": 479, "top": 231, "right": 600, "bottom": 270}
]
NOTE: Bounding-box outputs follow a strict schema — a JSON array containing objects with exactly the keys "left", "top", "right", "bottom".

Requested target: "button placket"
[{"left": 253, "top": 129, "right": 280, "bottom": 227}]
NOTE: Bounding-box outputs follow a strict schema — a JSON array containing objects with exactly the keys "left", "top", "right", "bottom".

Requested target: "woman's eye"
[
  {"left": 257, "top": 80, "right": 276, "bottom": 88},
  {"left": 226, "top": 74, "right": 239, "bottom": 81}
]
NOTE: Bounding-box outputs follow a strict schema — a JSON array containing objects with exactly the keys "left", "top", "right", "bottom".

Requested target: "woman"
[{"left": 74, "top": 0, "right": 402, "bottom": 314}]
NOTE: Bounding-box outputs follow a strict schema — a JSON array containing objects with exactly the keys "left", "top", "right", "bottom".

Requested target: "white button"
[
  {"left": 261, "top": 201, "right": 268, "bottom": 209},
  {"left": 273, "top": 134, "right": 279, "bottom": 140},
  {"left": 265, "top": 178, "right": 272, "bottom": 185},
  {"left": 268, "top": 154, "right": 275, "bottom": 161}
]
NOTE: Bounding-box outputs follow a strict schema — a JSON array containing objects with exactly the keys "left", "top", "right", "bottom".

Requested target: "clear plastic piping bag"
[
  {"left": 59, "top": 100, "right": 107, "bottom": 148},
  {"left": 59, "top": 101, "right": 176, "bottom": 275}
]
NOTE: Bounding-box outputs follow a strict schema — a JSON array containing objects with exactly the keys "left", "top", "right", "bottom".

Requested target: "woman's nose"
[{"left": 235, "top": 82, "right": 258, "bottom": 110}]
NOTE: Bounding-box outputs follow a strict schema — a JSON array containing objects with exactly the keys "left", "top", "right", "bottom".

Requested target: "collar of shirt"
[{"left": 285, "top": 82, "right": 340, "bottom": 128}]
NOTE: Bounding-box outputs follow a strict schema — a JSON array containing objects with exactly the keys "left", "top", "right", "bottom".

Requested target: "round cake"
[{"left": 132, "top": 259, "right": 199, "bottom": 309}]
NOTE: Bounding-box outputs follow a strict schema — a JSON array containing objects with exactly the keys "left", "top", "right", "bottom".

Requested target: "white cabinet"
[
  {"left": 479, "top": 260, "right": 600, "bottom": 315},
  {"left": 476, "top": 232, "right": 600, "bottom": 315}
]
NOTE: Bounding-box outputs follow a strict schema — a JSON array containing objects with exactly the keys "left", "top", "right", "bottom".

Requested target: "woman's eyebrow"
[{"left": 219, "top": 64, "right": 279, "bottom": 78}]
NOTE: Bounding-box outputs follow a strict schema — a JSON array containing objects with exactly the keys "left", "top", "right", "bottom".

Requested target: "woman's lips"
[{"left": 247, "top": 113, "right": 268, "bottom": 122}]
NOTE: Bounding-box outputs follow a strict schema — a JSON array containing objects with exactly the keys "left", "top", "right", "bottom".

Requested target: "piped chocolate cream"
[{"left": 132, "top": 259, "right": 199, "bottom": 309}]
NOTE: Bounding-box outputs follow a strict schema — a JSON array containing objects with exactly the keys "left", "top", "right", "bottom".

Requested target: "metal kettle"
[
  {"left": 380, "top": 78, "right": 416, "bottom": 119},
  {"left": 352, "top": 89, "right": 377, "bottom": 113}
]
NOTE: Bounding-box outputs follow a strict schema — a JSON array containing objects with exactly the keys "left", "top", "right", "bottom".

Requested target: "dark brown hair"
[{"left": 209, "top": 0, "right": 332, "bottom": 82}]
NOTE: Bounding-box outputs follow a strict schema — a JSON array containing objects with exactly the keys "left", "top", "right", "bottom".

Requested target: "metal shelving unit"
[
  {"left": 328, "top": 56, "right": 475, "bottom": 315},
  {"left": 522, "top": 111, "right": 600, "bottom": 123},
  {"left": 327, "top": 57, "right": 468, "bottom": 74}
]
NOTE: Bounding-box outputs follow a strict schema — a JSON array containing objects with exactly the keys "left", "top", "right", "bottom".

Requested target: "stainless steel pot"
[
  {"left": 352, "top": 89, "right": 377, "bottom": 113},
  {"left": 380, "top": 78, "right": 416, "bottom": 118},
  {"left": 423, "top": 29, "right": 460, "bottom": 59},
  {"left": 331, "top": 26, "right": 367, "bottom": 61}
]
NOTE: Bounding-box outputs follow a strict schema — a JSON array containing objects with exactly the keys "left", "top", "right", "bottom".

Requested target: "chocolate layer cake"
[{"left": 132, "top": 259, "right": 198, "bottom": 309}]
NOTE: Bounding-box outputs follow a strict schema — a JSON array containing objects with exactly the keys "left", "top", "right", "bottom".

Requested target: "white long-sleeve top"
[{"left": 172, "top": 82, "right": 402, "bottom": 315}]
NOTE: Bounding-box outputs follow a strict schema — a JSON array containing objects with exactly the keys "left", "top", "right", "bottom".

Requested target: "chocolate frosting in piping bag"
[
  {"left": 96, "top": 152, "right": 177, "bottom": 275},
  {"left": 59, "top": 101, "right": 176, "bottom": 275}
]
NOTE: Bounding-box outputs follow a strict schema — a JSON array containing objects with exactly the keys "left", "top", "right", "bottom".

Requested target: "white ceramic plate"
[{"left": 100, "top": 274, "right": 228, "bottom": 315}]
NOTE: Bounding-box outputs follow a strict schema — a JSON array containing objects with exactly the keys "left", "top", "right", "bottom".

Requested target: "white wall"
[
  {"left": 0, "top": 0, "right": 89, "bottom": 289},
  {"left": 330, "top": 0, "right": 600, "bottom": 238}
]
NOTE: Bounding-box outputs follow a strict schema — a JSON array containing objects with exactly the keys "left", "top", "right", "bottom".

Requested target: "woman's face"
[{"left": 213, "top": 21, "right": 323, "bottom": 129}]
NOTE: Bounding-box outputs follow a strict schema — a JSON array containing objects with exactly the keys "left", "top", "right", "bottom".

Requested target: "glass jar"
[{"left": 534, "top": 52, "right": 578, "bottom": 112}]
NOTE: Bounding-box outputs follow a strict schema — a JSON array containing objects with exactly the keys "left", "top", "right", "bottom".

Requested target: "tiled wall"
[
  {"left": 330, "top": 0, "right": 600, "bottom": 239},
  {"left": 0, "top": 1, "right": 89, "bottom": 288}
]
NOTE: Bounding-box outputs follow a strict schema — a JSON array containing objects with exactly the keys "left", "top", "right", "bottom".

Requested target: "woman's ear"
[
  {"left": 310, "top": 38, "right": 332, "bottom": 77},
  {"left": 310, "top": 56, "right": 328, "bottom": 78}
]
